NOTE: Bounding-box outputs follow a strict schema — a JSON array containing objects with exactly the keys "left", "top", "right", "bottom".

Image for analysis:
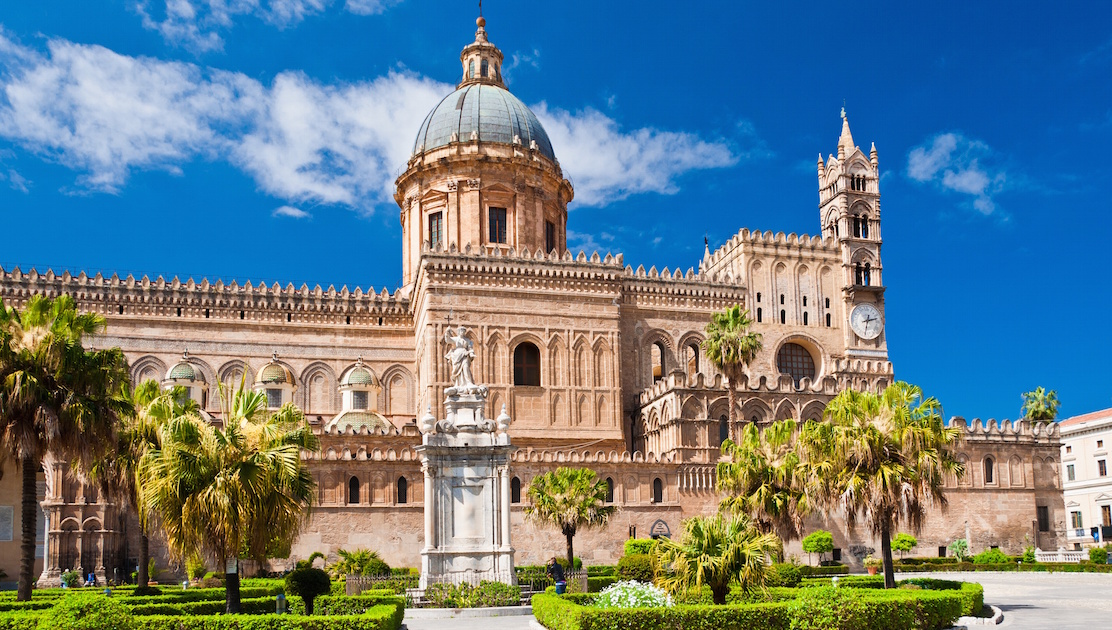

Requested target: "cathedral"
[{"left": 0, "top": 16, "right": 1064, "bottom": 584}]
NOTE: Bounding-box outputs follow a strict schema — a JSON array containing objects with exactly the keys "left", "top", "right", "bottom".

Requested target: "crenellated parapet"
[
  {"left": 637, "top": 369, "right": 842, "bottom": 407},
  {"left": 0, "top": 266, "right": 412, "bottom": 326},
  {"left": 701, "top": 228, "right": 840, "bottom": 276},
  {"left": 510, "top": 448, "right": 675, "bottom": 465},
  {"left": 948, "top": 416, "right": 1061, "bottom": 444}
]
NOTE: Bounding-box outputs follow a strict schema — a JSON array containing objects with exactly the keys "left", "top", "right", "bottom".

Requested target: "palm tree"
[
  {"left": 0, "top": 295, "right": 131, "bottom": 601},
  {"left": 717, "top": 419, "right": 808, "bottom": 543},
  {"left": 140, "top": 384, "right": 319, "bottom": 612},
  {"left": 523, "top": 467, "right": 617, "bottom": 568},
  {"left": 702, "top": 305, "right": 762, "bottom": 429},
  {"left": 799, "top": 381, "right": 964, "bottom": 588},
  {"left": 89, "top": 380, "right": 195, "bottom": 587},
  {"left": 1021, "top": 387, "right": 1060, "bottom": 422},
  {"left": 657, "top": 513, "right": 780, "bottom": 605}
]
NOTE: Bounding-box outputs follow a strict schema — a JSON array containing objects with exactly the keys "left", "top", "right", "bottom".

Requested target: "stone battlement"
[{"left": 948, "top": 416, "right": 1061, "bottom": 442}]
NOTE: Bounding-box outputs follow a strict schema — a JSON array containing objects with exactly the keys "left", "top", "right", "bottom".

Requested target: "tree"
[
  {"left": 656, "top": 513, "right": 781, "bottom": 605},
  {"left": 0, "top": 295, "right": 132, "bottom": 601},
  {"left": 327, "top": 548, "right": 390, "bottom": 578},
  {"left": 140, "top": 384, "right": 319, "bottom": 612},
  {"left": 801, "top": 530, "right": 834, "bottom": 566},
  {"left": 717, "top": 419, "right": 807, "bottom": 543},
  {"left": 892, "top": 533, "right": 918, "bottom": 559},
  {"left": 90, "top": 380, "right": 195, "bottom": 587},
  {"left": 799, "top": 381, "right": 964, "bottom": 588},
  {"left": 523, "top": 467, "right": 617, "bottom": 568},
  {"left": 1021, "top": 387, "right": 1060, "bottom": 422},
  {"left": 702, "top": 305, "right": 762, "bottom": 427}
]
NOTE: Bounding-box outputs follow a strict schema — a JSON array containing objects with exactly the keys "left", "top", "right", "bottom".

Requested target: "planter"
[{"left": 866, "top": 567, "right": 878, "bottom": 575}]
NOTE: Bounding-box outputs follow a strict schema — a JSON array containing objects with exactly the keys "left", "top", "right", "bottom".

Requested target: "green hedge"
[
  {"left": 0, "top": 612, "right": 40, "bottom": 630},
  {"left": 895, "top": 561, "right": 1112, "bottom": 573},
  {"left": 128, "top": 606, "right": 403, "bottom": 630},
  {"left": 125, "top": 596, "right": 279, "bottom": 616},
  {"left": 312, "top": 594, "right": 405, "bottom": 616},
  {"left": 797, "top": 565, "right": 848, "bottom": 577},
  {"left": 586, "top": 577, "right": 618, "bottom": 593},
  {"left": 532, "top": 588, "right": 963, "bottom": 630}
]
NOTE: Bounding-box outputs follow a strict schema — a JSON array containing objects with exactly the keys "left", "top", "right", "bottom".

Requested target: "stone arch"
[
  {"left": 551, "top": 393, "right": 564, "bottom": 426},
  {"left": 708, "top": 396, "right": 732, "bottom": 423},
  {"left": 299, "top": 362, "right": 339, "bottom": 415},
  {"left": 509, "top": 332, "right": 545, "bottom": 387},
  {"left": 577, "top": 394, "right": 590, "bottom": 426},
  {"left": 740, "top": 398, "right": 772, "bottom": 425},
  {"left": 676, "top": 332, "right": 705, "bottom": 381},
  {"left": 1009, "top": 456, "right": 1025, "bottom": 488},
  {"left": 956, "top": 453, "right": 971, "bottom": 487},
  {"left": 486, "top": 332, "right": 506, "bottom": 384},
  {"left": 597, "top": 394, "right": 610, "bottom": 427},
  {"left": 641, "top": 329, "right": 675, "bottom": 386},
  {"left": 774, "top": 399, "right": 796, "bottom": 421},
  {"left": 592, "top": 338, "right": 612, "bottom": 388},
  {"left": 382, "top": 365, "right": 415, "bottom": 416},
  {"left": 130, "top": 355, "right": 167, "bottom": 387},
  {"left": 548, "top": 335, "right": 567, "bottom": 387},
  {"left": 572, "top": 337, "right": 591, "bottom": 387},
  {"left": 218, "top": 359, "right": 254, "bottom": 394},
  {"left": 799, "top": 400, "right": 826, "bottom": 423},
  {"left": 773, "top": 334, "right": 826, "bottom": 386},
  {"left": 680, "top": 396, "right": 703, "bottom": 420}
]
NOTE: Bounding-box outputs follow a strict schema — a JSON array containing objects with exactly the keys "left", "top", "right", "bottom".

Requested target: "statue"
[{"left": 444, "top": 326, "right": 487, "bottom": 397}]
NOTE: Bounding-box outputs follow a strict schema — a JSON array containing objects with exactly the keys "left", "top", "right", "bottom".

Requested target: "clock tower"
[{"left": 817, "top": 110, "right": 888, "bottom": 360}]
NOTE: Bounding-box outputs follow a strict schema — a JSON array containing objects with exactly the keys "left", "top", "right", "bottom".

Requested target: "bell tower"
[{"left": 817, "top": 110, "right": 888, "bottom": 359}]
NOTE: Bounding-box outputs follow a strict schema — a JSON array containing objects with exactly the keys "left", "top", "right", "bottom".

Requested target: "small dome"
[
  {"left": 412, "top": 84, "right": 556, "bottom": 163},
  {"left": 327, "top": 411, "right": 393, "bottom": 434},
  {"left": 256, "top": 362, "right": 294, "bottom": 385},
  {"left": 167, "top": 360, "right": 204, "bottom": 383},
  {"left": 343, "top": 365, "right": 379, "bottom": 387}
]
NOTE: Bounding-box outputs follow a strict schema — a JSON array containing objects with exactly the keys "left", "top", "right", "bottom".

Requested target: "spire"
[
  {"left": 459, "top": 13, "right": 505, "bottom": 88},
  {"left": 817, "top": 153, "right": 825, "bottom": 177},
  {"left": 703, "top": 236, "right": 711, "bottom": 264},
  {"left": 870, "top": 141, "right": 878, "bottom": 166},
  {"left": 838, "top": 107, "right": 855, "bottom": 154}
]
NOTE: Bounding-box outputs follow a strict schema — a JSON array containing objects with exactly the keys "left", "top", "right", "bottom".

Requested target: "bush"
[
  {"left": 1022, "top": 546, "right": 1036, "bottom": 564},
  {"left": 129, "top": 586, "right": 162, "bottom": 597},
  {"left": 127, "top": 607, "right": 404, "bottom": 629},
  {"left": 423, "top": 581, "right": 520, "bottom": 608},
  {"left": 972, "top": 548, "right": 1010, "bottom": 564},
  {"left": 947, "top": 539, "right": 969, "bottom": 562},
  {"left": 532, "top": 593, "right": 791, "bottom": 630},
  {"left": 593, "top": 581, "right": 672, "bottom": 609},
  {"left": 798, "top": 564, "right": 848, "bottom": 577},
  {"left": 185, "top": 554, "right": 208, "bottom": 581},
  {"left": 42, "top": 593, "right": 134, "bottom": 630},
  {"left": 312, "top": 594, "right": 406, "bottom": 616},
  {"left": 765, "top": 564, "right": 803, "bottom": 588},
  {"left": 587, "top": 576, "right": 619, "bottom": 592},
  {"left": 623, "top": 539, "right": 658, "bottom": 556},
  {"left": 60, "top": 571, "right": 81, "bottom": 589},
  {"left": 1090, "top": 547, "right": 1108, "bottom": 564},
  {"left": 801, "top": 531, "right": 834, "bottom": 564},
  {"left": 285, "top": 568, "right": 332, "bottom": 615},
  {"left": 616, "top": 553, "right": 656, "bottom": 582}
]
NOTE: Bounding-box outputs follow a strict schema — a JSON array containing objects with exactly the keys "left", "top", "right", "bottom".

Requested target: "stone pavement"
[
  {"left": 908, "top": 571, "right": 1112, "bottom": 629},
  {"left": 404, "top": 613, "right": 535, "bottom": 630}
]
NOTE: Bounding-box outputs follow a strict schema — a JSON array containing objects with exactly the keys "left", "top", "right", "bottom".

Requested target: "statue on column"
[{"left": 444, "top": 326, "right": 487, "bottom": 397}]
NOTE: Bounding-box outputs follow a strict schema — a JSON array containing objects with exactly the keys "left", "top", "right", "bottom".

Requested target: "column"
[
  {"left": 423, "top": 464, "right": 435, "bottom": 551},
  {"left": 500, "top": 464, "right": 511, "bottom": 550}
]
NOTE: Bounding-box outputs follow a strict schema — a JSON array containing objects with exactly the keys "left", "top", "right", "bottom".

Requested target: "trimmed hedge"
[
  {"left": 532, "top": 593, "right": 791, "bottom": 630},
  {"left": 586, "top": 577, "right": 619, "bottom": 593},
  {"left": 797, "top": 565, "right": 848, "bottom": 577},
  {"left": 312, "top": 594, "right": 405, "bottom": 617},
  {"left": 127, "top": 606, "right": 403, "bottom": 630},
  {"left": 616, "top": 554, "right": 655, "bottom": 582},
  {"left": 894, "top": 561, "right": 1112, "bottom": 573},
  {"left": 0, "top": 612, "right": 42, "bottom": 630}
]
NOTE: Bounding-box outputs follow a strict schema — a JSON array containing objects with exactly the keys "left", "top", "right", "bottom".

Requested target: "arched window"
[
  {"left": 862, "top": 218, "right": 870, "bottom": 238},
  {"left": 780, "top": 310, "right": 786, "bottom": 324},
  {"left": 651, "top": 342, "right": 665, "bottom": 383},
  {"left": 468, "top": 60, "right": 475, "bottom": 78},
  {"left": 984, "top": 457, "right": 995, "bottom": 484},
  {"left": 718, "top": 415, "right": 729, "bottom": 445},
  {"left": 854, "top": 263, "right": 863, "bottom": 286},
  {"left": 777, "top": 343, "right": 816, "bottom": 386},
  {"left": 685, "top": 344, "right": 699, "bottom": 376},
  {"left": 348, "top": 477, "right": 360, "bottom": 505},
  {"left": 826, "top": 313, "right": 832, "bottom": 327},
  {"left": 863, "top": 262, "right": 872, "bottom": 286},
  {"left": 480, "top": 58, "right": 489, "bottom": 77},
  {"left": 652, "top": 478, "right": 664, "bottom": 503},
  {"left": 756, "top": 307, "right": 762, "bottom": 323},
  {"left": 803, "top": 312, "right": 809, "bottom": 326},
  {"left": 513, "top": 343, "right": 541, "bottom": 386},
  {"left": 605, "top": 477, "right": 614, "bottom": 503},
  {"left": 396, "top": 477, "right": 408, "bottom": 504},
  {"left": 511, "top": 477, "right": 521, "bottom": 504}
]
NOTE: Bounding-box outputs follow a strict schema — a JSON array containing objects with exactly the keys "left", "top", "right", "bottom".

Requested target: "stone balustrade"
[{"left": 1035, "top": 548, "right": 1085, "bottom": 563}]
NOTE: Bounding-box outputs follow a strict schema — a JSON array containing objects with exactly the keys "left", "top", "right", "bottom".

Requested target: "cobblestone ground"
[{"left": 911, "top": 571, "right": 1112, "bottom": 629}]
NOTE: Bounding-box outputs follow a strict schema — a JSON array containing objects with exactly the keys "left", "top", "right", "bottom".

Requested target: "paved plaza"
[{"left": 404, "top": 572, "right": 1112, "bottom": 630}]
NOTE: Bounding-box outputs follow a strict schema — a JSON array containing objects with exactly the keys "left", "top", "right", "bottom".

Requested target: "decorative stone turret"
[{"left": 459, "top": 16, "right": 505, "bottom": 88}]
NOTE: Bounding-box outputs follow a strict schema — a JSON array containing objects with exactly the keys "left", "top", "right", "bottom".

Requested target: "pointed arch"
[
  {"left": 130, "top": 355, "right": 167, "bottom": 387},
  {"left": 217, "top": 359, "right": 254, "bottom": 394},
  {"left": 592, "top": 339, "right": 612, "bottom": 388},
  {"left": 486, "top": 331, "right": 506, "bottom": 384},
  {"left": 680, "top": 396, "right": 703, "bottom": 420},
  {"left": 299, "top": 361, "right": 339, "bottom": 415},
  {"left": 550, "top": 393, "right": 564, "bottom": 426},
  {"left": 774, "top": 399, "right": 796, "bottom": 421},
  {"left": 740, "top": 398, "right": 773, "bottom": 425},
  {"left": 577, "top": 394, "right": 590, "bottom": 426},
  {"left": 572, "top": 336, "right": 590, "bottom": 387},
  {"left": 596, "top": 394, "right": 610, "bottom": 427},
  {"left": 547, "top": 334, "right": 567, "bottom": 387},
  {"left": 799, "top": 400, "right": 827, "bottom": 423},
  {"left": 1009, "top": 456, "right": 1025, "bottom": 488},
  {"left": 382, "top": 364, "right": 415, "bottom": 416}
]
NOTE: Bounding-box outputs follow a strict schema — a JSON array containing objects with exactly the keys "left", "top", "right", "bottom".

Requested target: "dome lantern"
[
  {"left": 459, "top": 15, "right": 505, "bottom": 89},
  {"left": 253, "top": 352, "right": 297, "bottom": 409}
]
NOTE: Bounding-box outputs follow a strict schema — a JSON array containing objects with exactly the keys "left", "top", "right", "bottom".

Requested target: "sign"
[{"left": 649, "top": 519, "right": 671, "bottom": 539}]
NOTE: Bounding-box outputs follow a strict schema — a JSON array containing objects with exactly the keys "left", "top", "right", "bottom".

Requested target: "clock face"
[{"left": 850, "top": 303, "right": 883, "bottom": 340}]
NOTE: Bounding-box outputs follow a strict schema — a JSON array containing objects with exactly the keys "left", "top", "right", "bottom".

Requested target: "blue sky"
[{"left": 0, "top": 1, "right": 1109, "bottom": 420}]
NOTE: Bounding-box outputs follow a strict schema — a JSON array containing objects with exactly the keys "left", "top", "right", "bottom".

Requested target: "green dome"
[
  {"left": 257, "top": 363, "right": 293, "bottom": 385},
  {"left": 168, "top": 362, "right": 203, "bottom": 382},
  {"left": 344, "top": 366, "right": 378, "bottom": 387}
]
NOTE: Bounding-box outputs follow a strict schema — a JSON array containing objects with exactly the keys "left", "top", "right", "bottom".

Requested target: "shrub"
[
  {"left": 285, "top": 568, "right": 332, "bottom": 615},
  {"left": 801, "top": 530, "right": 834, "bottom": 564},
  {"left": 42, "top": 593, "right": 134, "bottom": 630},
  {"left": 129, "top": 586, "right": 162, "bottom": 597},
  {"left": 423, "top": 581, "right": 520, "bottom": 608},
  {"left": 1022, "top": 546, "right": 1036, "bottom": 564},
  {"left": 616, "top": 553, "right": 656, "bottom": 582},
  {"left": 184, "top": 554, "right": 207, "bottom": 581},
  {"left": 1090, "top": 547, "right": 1108, "bottom": 564},
  {"left": 593, "top": 580, "right": 672, "bottom": 609},
  {"left": 623, "top": 538, "right": 658, "bottom": 557},
  {"left": 587, "top": 576, "right": 619, "bottom": 592},
  {"left": 312, "top": 594, "right": 406, "bottom": 616},
  {"left": 972, "top": 548, "right": 1010, "bottom": 564},
  {"left": 765, "top": 564, "right": 802, "bottom": 588},
  {"left": 60, "top": 571, "right": 81, "bottom": 589},
  {"left": 948, "top": 539, "right": 969, "bottom": 562},
  {"left": 891, "top": 533, "right": 918, "bottom": 557}
]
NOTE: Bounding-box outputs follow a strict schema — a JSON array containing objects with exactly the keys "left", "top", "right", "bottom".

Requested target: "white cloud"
[
  {"left": 566, "top": 229, "right": 607, "bottom": 254},
  {"left": 0, "top": 34, "right": 742, "bottom": 215},
  {"left": 136, "top": 0, "right": 401, "bottom": 52},
  {"left": 5, "top": 169, "right": 29, "bottom": 193},
  {"left": 535, "top": 104, "right": 738, "bottom": 207},
  {"left": 907, "top": 132, "right": 1007, "bottom": 215},
  {"left": 272, "top": 204, "right": 310, "bottom": 218}
]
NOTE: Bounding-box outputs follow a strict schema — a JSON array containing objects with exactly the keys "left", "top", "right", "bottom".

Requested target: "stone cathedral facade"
[{"left": 0, "top": 16, "right": 1064, "bottom": 584}]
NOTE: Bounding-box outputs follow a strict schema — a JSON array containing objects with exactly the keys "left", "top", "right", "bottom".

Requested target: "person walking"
[{"left": 545, "top": 556, "right": 566, "bottom": 594}]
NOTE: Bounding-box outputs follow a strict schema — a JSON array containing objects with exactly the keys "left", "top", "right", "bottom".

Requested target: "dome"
[
  {"left": 343, "top": 365, "right": 379, "bottom": 388},
  {"left": 167, "top": 361, "right": 204, "bottom": 382},
  {"left": 256, "top": 362, "right": 294, "bottom": 385},
  {"left": 412, "top": 84, "right": 556, "bottom": 163}
]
